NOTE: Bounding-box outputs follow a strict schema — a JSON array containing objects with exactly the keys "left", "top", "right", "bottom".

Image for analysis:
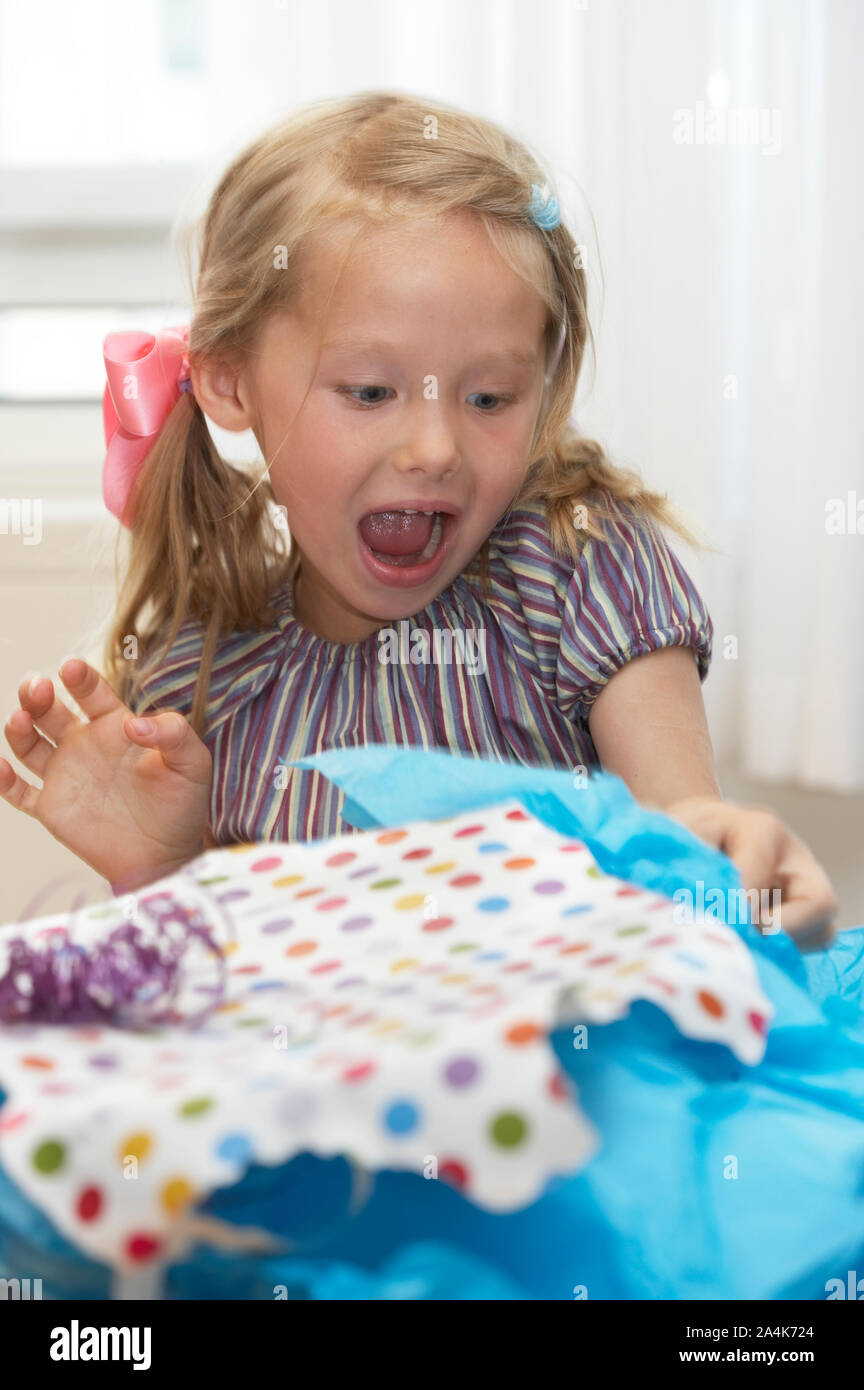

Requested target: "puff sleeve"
[{"left": 554, "top": 491, "right": 713, "bottom": 723}]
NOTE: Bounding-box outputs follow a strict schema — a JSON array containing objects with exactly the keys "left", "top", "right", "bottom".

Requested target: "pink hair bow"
[{"left": 102, "top": 326, "right": 191, "bottom": 526}]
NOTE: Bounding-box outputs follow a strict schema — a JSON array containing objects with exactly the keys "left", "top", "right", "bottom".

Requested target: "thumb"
[{"left": 125, "top": 711, "right": 211, "bottom": 784}]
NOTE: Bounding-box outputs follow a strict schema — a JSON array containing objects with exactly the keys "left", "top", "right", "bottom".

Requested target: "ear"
[{"left": 192, "top": 357, "right": 257, "bottom": 433}]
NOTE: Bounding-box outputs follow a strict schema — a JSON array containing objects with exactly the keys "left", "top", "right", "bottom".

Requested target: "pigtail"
[{"left": 104, "top": 391, "right": 291, "bottom": 738}]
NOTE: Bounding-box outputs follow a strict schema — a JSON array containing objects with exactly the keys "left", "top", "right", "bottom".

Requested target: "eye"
[
  {"left": 468, "top": 392, "right": 514, "bottom": 412},
  {"left": 337, "top": 386, "right": 394, "bottom": 408}
]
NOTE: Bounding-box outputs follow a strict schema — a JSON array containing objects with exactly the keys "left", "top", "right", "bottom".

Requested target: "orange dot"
[
  {"left": 376, "top": 829, "right": 408, "bottom": 844},
  {"left": 559, "top": 942, "right": 590, "bottom": 955},
  {"left": 161, "top": 1177, "right": 195, "bottom": 1213},
  {"left": 20, "top": 1055, "right": 54, "bottom": 1070},
  {"left": 698, "top": 989, "right": 725, "bottom": 1018},
  {"left": 503, "top": 857, "right": 536, "bottom": 870},
  {"left": 505, "top": 1022, "right": 543, "bottom": 1045},
  {"left": 294, "top": 887, "right": 324, "bottom": 899},
  {"left": 285, "top": 940, "right": 317, "bottom": 957}
]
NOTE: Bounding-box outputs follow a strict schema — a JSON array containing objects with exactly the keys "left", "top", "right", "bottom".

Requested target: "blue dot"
[
  {"left": 477, "top": 842, "right": 509, "bottom": 854},
  {"left": 675, "top": 951, "right": 706, "bottom": 970},
  {"left": 216, "top": 1133, "right": 253, "bottom": 1163},
  {"left": 477, "top": 897, "right": 510, "bottom": 912},
  {"left": 562, "top": 903, "right": 592, "bottom": 916},
  {"left": 384, "top": 1100, "right": 420, "bottom": 1136},
  {"left": 250, "top": 980, "right": 292, "bottom": 991},
  {"left": 474, "top": 950, "right": 506, "bottom": 962}
]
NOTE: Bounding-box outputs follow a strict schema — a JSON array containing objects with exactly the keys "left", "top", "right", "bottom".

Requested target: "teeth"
[{"left": 418, "top": 512, "right": 443, "bottom": 560}]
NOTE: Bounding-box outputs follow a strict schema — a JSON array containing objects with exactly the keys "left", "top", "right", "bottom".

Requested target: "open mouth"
[
  {"left": 358, "top": 509, "right": 448, "bottom": 567},
  {"left": 356, "top": 507, "right": 462, "bottom": 587}
]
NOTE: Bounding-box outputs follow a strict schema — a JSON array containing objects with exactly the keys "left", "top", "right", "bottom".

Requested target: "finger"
[
  {"left": 58, "top": 658, "right": 126, "bottom": 722},
  {"left": 3, "top": 707, "right": 55, "bottom": 779},
  {"left": 0, "top": 754, "right": 40, "bottom": 817},
  {"left": 123, "top": 711, "right": 211, "bottom": 785},
  {"left": 722, "top": 810, "right": 786, "bottom": 923},
  {"left": 770, "top": 838, "right": 837, "bottom": 949},
  {"left": 17, "top": 674, "right": 75, "bottom": 745}
]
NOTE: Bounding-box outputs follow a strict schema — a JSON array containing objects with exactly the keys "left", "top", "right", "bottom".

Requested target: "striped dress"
[{"left": 131, "top": 491, "right": 713, "bottom": 845}]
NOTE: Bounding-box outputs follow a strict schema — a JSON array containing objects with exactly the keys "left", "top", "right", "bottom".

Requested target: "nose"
[{"left": 390, "top": 403, "right": 462, "bottom": 482}]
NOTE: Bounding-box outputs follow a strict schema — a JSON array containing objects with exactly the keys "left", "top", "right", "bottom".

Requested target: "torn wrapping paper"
[{"left": 0, "top": 791, "right": 769, "bottom": 1273}]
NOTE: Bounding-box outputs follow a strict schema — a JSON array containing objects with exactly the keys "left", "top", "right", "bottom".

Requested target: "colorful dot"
[
  {"left": 384, "top": 1100, "right": 420, "bottom": 1135},
  {"left": 505, "top": 809, "right": 530, "bottom": 821},
  {"left": 77, "top": 1186, "right": 103, "bottom": 1222},
  {"left": 272, "top": 875, "right": 304, "bottom": 887},
  {"left": 120, "top": 1132, "right": 152, "bottom": 1163},
  {"left": 698, "top": 989, "right": 725, "bottom": 1018},
  {"left": 402, "top": 847, "right": 433, "bottom": 860},
  {"left": 32, "top": 1140, "right": 65, "bottom": 1174},
  {"left": 370, "top": 878, "right": 402, "bottom": 890},
  {"left": 216, "top": 1133, "right": 253, "bottom": 1164},
  {"left": 343, "top": 1061, "right": 376, "bottom": 1083},
  {"left": 504, "top": 857, "right": 535, "bottom": 870},
  {"left": 161, "top": 1178, "right": 194, "bottom": 1213},
  {"left": 443, "top": 1057, "right": 479, "bottom": 1087},
  {"left": 477, "top": 897, "right": 510, "bottom": 912},
  {"left": 285, "top": 940, "right": 317, "bottom": 957},
  {"left": 395, "top": 893, "right": 428, "bottom": 910},
  {"left": 533, "top": 880, "right": 565, "bottom": 894},
  {"left": 125, "top": 1233, "right": 161, "bottom": 1262},
  {"left": 748, "top": 1011, "right": 768, "bottom": 1035},
  {"left": 562, "top": 903, "right": 592, "bottom": 916},
  {"left": 325, "top": 850, "right": 357, "bottom": 867},
  {"left": 424, "top": 861, "right": 458, "bottom": 875},
  {"left": 376, "top": 830, "right": 407, "bottom": 844},
  {"left": 341, "top": 915, "right": 374, "bottom": 931},
  {"left": 490, "top": 1112, "right": 528, "bottom": 1147},
  {"left": 20, "top": 1055, "right": 54, "bottom": 1070},
  {"left": 179, "top": 1097, "right": 213, "bottom": 1119},
  {"left": 250, "top": 856, "right": 283, "bottom": 873},
  {"left": 477, "top": 842, "right": 509, "bottom": 853},
  {"left": 316, "top": 896, "right": 348, "bottom": 911},
  {"left": 422, "top": 916, "right": 455, "bottom": 932},
  {"left": 439, "top": 1160, "right": 469, "bottom": 1188},
  {"left": 454, "top": 824, "right": 485, "bottom": 838},
  {"left": 505, "top": 1022, "right": 542, "bottom": 1046}
]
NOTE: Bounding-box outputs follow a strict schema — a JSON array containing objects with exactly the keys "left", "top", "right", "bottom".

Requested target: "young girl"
[{"left": 0, "top": 90, "right": 837, "bottom": 947}]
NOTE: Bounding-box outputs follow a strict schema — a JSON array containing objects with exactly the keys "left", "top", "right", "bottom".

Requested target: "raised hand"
[{"left": 0, "top": 659, "right": 212, "bottom": 894}]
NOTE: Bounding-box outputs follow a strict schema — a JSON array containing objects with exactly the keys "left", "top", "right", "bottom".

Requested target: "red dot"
[
  {"left": 454, "top": 824, "right": 485, "bottom": 838},
  {"left": 422, "top": 916, "right": 455, "bottom": 932},
  {"left": 231, "top": 964, "right": 262, "bottom": 975},
  {"left": 559, "top": 843, "right": 585, "bottom": 853},
  {"left": 402, "top": 847, "right": 433, "bottom": 860},
  {"left": 439, "top": 1160, "right": 469, "bottom": 1189},
  {"left": 316, "top": 897, "right": 348, "bottom": 911},
  {"left": 449, "top": 874, "right": 482, "bottom": 888},
  {"left": 587, "top": 953, "right": 618, "bottom": 967},
  {"left": 646, "top": 934, "right": 678, "bottom": 948},
  {"left": 310, "top": 960, "right": 342, "bottom": 974},
  {"left": 77, "top": 1187, "right": 103, "bottom": 1222},
  {"left": 325, "top": 851, "right": 356, "bottom": 867},
  {"left": 505, "top": 809, "right": 530, "bottom": 821},
  {"left": 250, "top": 856, "right": 283, "bottom": 872},
  {"left": 126, "top": 1233, "right": 162, "bottom": 1262},
  {"left": 343, "top": 1061, "right": 376, "bottom": 1083},
  {"left": 548, "top": 1072, "right": 569, "bottom": 1101},
  {"left": 615, "top": 885, "right": 642, "bottom": 897},
  {"left": 748, "top": 1011, "right": 768, "bottom": 1035}
]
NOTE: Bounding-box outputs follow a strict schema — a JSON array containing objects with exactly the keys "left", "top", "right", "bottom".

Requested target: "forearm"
[{"left": 588, "top": 646, "right": 722, "bottom": 809}]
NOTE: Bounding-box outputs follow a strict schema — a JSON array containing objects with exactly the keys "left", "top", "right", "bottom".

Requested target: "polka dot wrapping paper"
[{"left": 0, "top": 798, "right": 772, "bottom": 1273}]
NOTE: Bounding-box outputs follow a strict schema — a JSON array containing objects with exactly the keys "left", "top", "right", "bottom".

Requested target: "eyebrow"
[{"left": 319, "top": 338, "right": 538, "bottom": 369}]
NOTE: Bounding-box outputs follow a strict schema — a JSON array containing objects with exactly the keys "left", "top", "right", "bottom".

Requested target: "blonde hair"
[{"left": 104, "top": 89, "right": 702, "bottom": 736}]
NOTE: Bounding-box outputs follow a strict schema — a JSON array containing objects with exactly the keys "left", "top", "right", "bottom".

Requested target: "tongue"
[{"left": 359, "top": 510, "right": 436, "bottom": 557}]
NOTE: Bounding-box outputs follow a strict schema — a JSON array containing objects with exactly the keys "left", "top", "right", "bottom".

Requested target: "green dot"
[
  {"left": 196, "top": 876, "right": 230, "bottom": 886},
  {"left": 490, "top": 1112, "right": 528, "bottom": 1148},
  {"left": 235, "top": 1017, "right": 268, "bottom": 1028},
  {"left": 370, "top": 878, "right": 402, "bottom": 890},
  {"left": 179, "top": 1096, "right": 214, "bottom": 1119},
  {"left": 586, "top": 865, "right": 605, "bottom": 880},
  {"left": 615, "top": 924, "right": 648, "bottom": 936},
  {"left": 449, "top": 943, "right": 478, "bottom": 953},
  {"left": 32, "top": 1140, "right": 66, "bottom": 1174}
]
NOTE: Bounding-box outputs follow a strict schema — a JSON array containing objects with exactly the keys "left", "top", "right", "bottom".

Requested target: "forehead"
[{"left": 292, "top": 211, "right": 548, "bottom": 341}]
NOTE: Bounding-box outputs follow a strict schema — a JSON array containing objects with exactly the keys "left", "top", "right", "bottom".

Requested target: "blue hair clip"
[{"left": 527, "top": 182, "right": 561, "bottom": 230}]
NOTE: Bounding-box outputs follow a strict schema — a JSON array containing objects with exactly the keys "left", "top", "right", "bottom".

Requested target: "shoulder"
[{"left": 130, "top": 586, "right": 294, "bottom": 730}]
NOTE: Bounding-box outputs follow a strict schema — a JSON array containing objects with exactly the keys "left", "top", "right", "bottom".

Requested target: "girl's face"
[{"left": 243, "top": 213, "right": 549, "bottom": 642}]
